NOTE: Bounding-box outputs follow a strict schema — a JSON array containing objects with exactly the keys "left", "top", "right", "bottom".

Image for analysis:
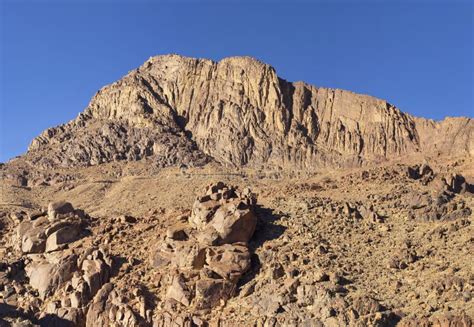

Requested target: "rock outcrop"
[
  {"left": 16, "top": 202, "right": 87, "bottom": 254},
  {"left": 151, "top": 182, "right": 257, "bottom": 314},
  {"left": 0, "top": 161, "right": 472, "bottom": 326},
  {"left": 24, "top": 55, "right": 473, "bottom": 170}
]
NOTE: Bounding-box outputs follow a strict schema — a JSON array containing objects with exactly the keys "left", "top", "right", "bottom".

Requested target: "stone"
[
  {"left": 444, "top": 173, "right": 473, "bottom": 194},
  {"left": 169, "top": 242, "right": 206, "bottom": 270},
  {"left": 26, "top": 254, "right": 78, "bottom": 298},
  {"left": 314, "top": 269, "right": 330, "bottom": 282},
  {"left": 28, "top": 210, "right": 47, "bottom": 220},
  {"left": 150, "top": 250, "right": 172, "bottom": 269},
  {"left": 10, "top": 212, "right": 25, "bottom": 224},
  {"left": 205, "top": 243, "right": 251, "bottom": 282},
  {"left": 120, "top": 215, "right": 137, "bottom": 224},
  {"left": 45, "top": 225, "right": 81, "bottom": 252},
  {"left": 48, "top": 201, "right": 75, "bottom": 221},
  {"left": 165, "top": 274, "right": 192, "bottom": 307},
  {"left": 86, "top": 283, "right": 138, "bottom": 327},
  {"left": 166, "top": 224, "right": 188, "bottom": 241},
  {"left": 82, "top": 258, "right": 110, "bottom": 297},
  {"left": 21, "top": 232, "right": 46, "bottom": 254},
  {"left": 211, "top": 202, "right": 257, "bottom": 244},
  {"left": 194, "top": 278, "right": 234, "bottom": 309}
]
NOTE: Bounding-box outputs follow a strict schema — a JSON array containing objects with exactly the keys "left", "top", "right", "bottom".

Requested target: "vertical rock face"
[
  {"left": 413, "top": 117, "right": 474, "bottom": 157},
  {"left": 26, "top": 54, "right": 472, "bottom": 169}
]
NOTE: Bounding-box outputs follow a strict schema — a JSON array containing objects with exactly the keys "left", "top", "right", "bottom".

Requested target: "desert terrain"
[{"left": 0, "top": 55, "right": 472, "bottom": 327}]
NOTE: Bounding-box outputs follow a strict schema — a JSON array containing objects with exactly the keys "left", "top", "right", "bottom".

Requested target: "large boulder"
[
  {"left": 190, "top": 183, "right": 257, "bottom": 245},
  {"left": 17, "top": 202, "right": 87, "bottom": 254},
  {"left": 86, "top": 283, "right": 138, "bottom": 327},
  {"left": 153, "top": 182, "right": 258, "bottom": 312},
  {"left": 48, "top": 201, "right": 75, "bottom": 221},
  {"left": 204, "top": 243, "right": 251, "bottom": 282},
  {"left": 26, "top": 253, "right": 78, "bottom": 299}
]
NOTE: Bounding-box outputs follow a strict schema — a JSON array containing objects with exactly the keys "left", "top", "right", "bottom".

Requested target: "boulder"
[
  {"left": 194, "top": 278, "right": 234, "bottom": 310},
  {"left": 82, "top": 258, "right": 110, "bottom": 297},
  {"left": 86, "top": 283, "right": 138, "bottom": 327},
  {"left": 165, "top": 274, "right": 192, "bottom": 307},
  {"left": 211, "top": 202, "right": 257, "bottom": 244},
  {"left": 45, "top": 225, "right": 81, "bottom": 252},
  {"left": 205, "top": 243, "right": 251, "bottom": 282},
  {"left": 21, "top": 232, "right": 46, "bottom": 254},
  {"left": 166, "top": 223, "right": 189, "bottom": 241},
  {"left": 26, "top": 254, "right": 78, "bottom": 298},
  {"left": 48, "top": 201, "right": 75, "bottom": 221}
]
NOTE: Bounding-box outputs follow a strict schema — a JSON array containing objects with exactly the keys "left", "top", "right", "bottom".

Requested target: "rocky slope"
[
  {"left": 25, "top": 55, "right": 473, "bottom": 170},
  {"left": 0, "top": 160, "right": 473, "bottom": 326},
  {"left": 1, "top": 55, "right": 473, "bottom": 327}
]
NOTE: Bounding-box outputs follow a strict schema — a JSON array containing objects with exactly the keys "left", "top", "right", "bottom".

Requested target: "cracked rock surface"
[{"left": 21, "top": 55, "right": 473, "bottom": 171}]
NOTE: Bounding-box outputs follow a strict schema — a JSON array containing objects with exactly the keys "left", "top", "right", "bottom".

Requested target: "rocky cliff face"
[{"left": 26, "top": 54, "right": 473, "bottom": 169}]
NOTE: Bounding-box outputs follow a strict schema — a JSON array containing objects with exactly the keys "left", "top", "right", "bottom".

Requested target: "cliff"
[{"left": 26, "top": 54, "right": 473, "bottom": 169}]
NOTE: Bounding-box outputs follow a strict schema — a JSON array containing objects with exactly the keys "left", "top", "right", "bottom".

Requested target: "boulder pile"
[
  {"left": 151, "top": 182, "right": 257, "bottom": 312},
  {"left": 32, "top": 247, "right": 113, "bottom": 325},
  {"left": 16, "top": 201, "right": 88, "bottom": 254},
  {"left": 2, "top": 202, "right": 117, "bottom": 326},
  {"left": 406, "top": 167, "right": 473, "bottom": 222}
]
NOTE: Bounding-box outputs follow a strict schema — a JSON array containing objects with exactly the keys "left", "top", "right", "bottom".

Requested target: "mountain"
[
  {"left": 25, "top": 54, "right": 473, "bottom": 170},
  {"left": 1, "top": 55, "right": 472, "bottom": 327}
]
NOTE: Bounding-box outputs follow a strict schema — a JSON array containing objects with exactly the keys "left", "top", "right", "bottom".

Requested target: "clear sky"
[{"left": 0, "top": 1, "right": 473, "bottom": 162}]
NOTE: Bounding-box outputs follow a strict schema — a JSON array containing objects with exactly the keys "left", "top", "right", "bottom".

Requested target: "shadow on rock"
[
  {"left": 250, "top": 205, "right": 286, "bottom": 251},
  {"left": 238, "top": 206, "right": 286, "bottom": 290},
  {"left": 38, "top": 314, "right": 76, "bottom": 327}
]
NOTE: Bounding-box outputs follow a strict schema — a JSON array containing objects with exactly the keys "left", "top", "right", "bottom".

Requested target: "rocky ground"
[
  {"left": 1, "top": 54, "right": 473, "bottom": 326},
  {"left": 0, "top": 156, "right": 472, "bottom": 326}
]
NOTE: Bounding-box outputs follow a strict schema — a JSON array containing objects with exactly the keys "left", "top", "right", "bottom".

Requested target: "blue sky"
[{"left": 0, "top": 1, "right": 473, "bottom": 162}]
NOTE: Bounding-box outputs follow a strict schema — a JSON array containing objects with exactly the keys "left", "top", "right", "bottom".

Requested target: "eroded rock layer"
[{"left": 25, "top": 55, "right": 473, "bottom": 169}]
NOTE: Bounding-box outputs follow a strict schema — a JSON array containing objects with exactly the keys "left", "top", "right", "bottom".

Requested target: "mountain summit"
[{"left": 26, "top": 54, "right": 473, "bottom": 169}]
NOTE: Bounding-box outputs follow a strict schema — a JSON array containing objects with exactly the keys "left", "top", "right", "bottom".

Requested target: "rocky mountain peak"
[{"left": 24, "top": 54, "right": 472, "bottom": 170}]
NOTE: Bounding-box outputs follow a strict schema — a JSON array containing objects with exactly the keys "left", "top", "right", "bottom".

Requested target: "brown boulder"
[
  {"left": 211, "top": 201, "right": 257, "bottom": 244},
  {"left": 26, "top": 253, "right": 78, "bottom": 299},
  {"left": 194, "top": 278, "right": 234, "bottom": 310},
  {"left": 48, "top": 201, "right": 75, "bottom": 221},
  {"left": 205, "top": 243, "right": 251, "bottom": 282},
  {"left": 45, "top": 225, "right": 81, "bottom": 252},
  {"left": 165, "top": 274, "right": 192, "bottom": 307}
]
